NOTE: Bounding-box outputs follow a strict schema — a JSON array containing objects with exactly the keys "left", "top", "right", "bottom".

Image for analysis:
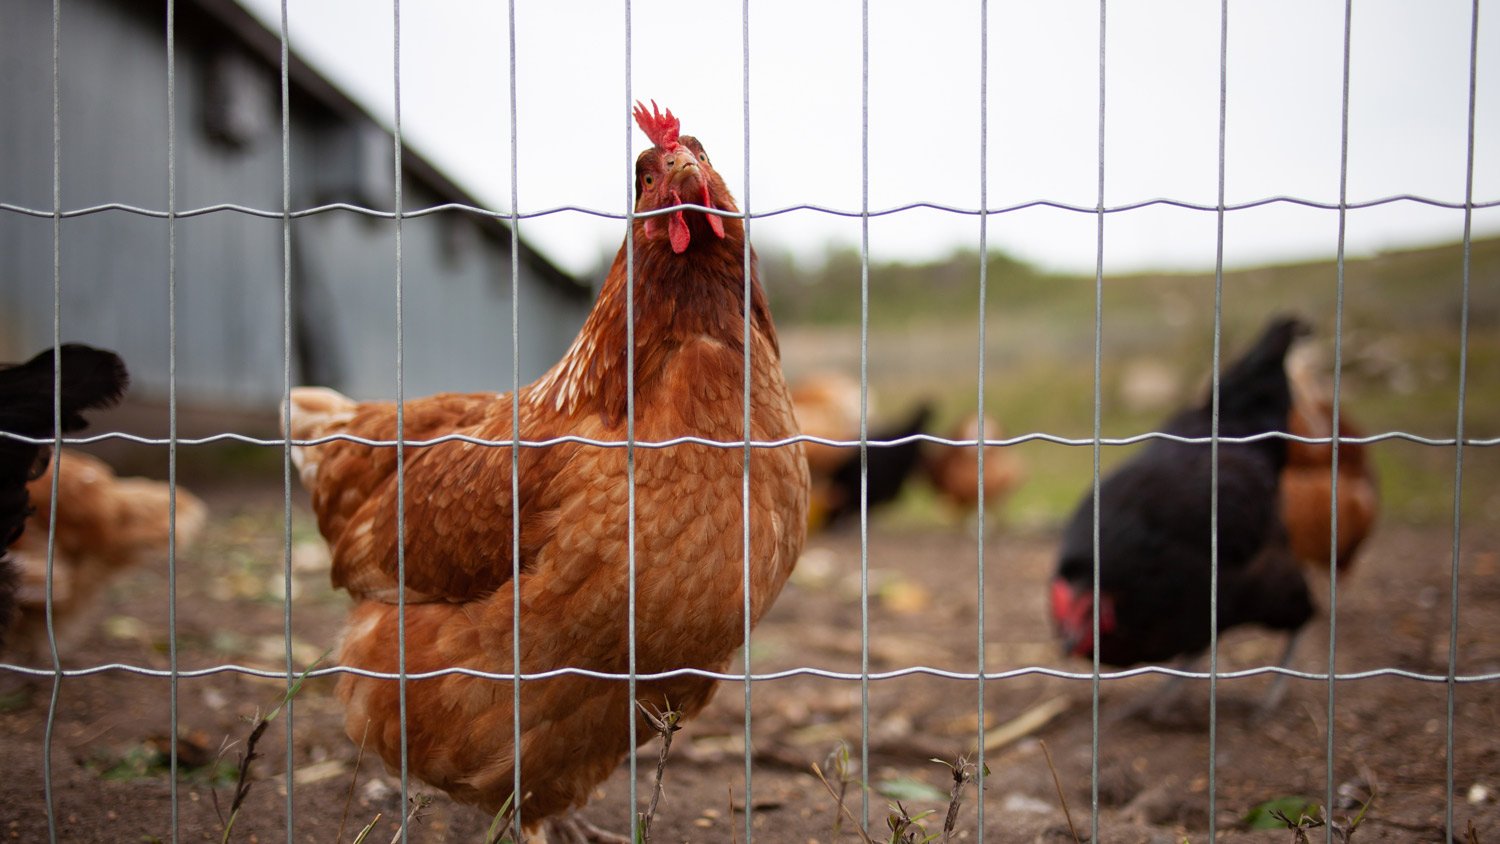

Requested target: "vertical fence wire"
[
  {"left": 163, "top": 1, "right": 183, "bottom": 839},
  {"left": 1207, "top": 0, "right": 1230, "bottom": 837},
  {"left": 42, "top": 2, "right": 63, "bottom": 839},
  {"left": 1446, "top": 2, "right": 1482, "bottom": 838},
  {"left": 1088, "top": 2, "right": 1107, "bottom": 841},
  {"left": 507, "top": 0, "right": 524, "bottom": 838},
  {"left": 740, "top": 3, "right": 757, "bottom": 841},
  {"left": 855, "top": 0, "right": 878, "bottom": 830},
  {"left": 389, "top": 3, "right": 411, "bottom": 842},
  {"left": 276, "top": 0, "right": 297, "bottom": 834},
  {"left": 973, "top": 0, "right": 990, "bottom": 837},
  {"left": 1324, "top": 6, "right": 1355, "bottom": 840},
  {"left": 622, "top": 2, "right": 641, "bottom": 833},
  {"left": 1205, "top": 263, "right": 1225, "bottom": 837},
  {"left": 1326, "top": 4, "right": 1355, "bottom": 836}
]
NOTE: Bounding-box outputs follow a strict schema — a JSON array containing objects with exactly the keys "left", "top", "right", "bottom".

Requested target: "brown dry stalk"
[
  {"left": 336, "top": 718, "right": 373, "bottom": 844},
  {"left": 937, "top": 754, "right": 978, "bottom": 841},
  {"left": 810, "top": 761, "right": 877, "bottom": 844},
  {"left": 823, "top": 742, "right": 854, "bottom": 839},
  {"left": 1039, "top": 740, "right": 1081, "bottom": 844},
  {"left": 636, "top": 700, "right": 682, "bottom": 843},
  {"left": 385, "top": 796, "right": 431, "bottom": 844}
]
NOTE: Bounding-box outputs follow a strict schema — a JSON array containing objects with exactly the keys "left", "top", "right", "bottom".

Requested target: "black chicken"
[
  {"left": 816, "top": 401, "right": 934, "bottom": 530},
  {"left": 1051, "top": 317, "right": 1313, "bottom": 673},
  {"left": 0, "top": 344, "right": 128, "bottom": 649}
]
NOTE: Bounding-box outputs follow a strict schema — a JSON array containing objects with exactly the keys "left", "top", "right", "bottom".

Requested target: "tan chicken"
[
  {"left": 790, "top": 370, "right": 863, "bottom": 477},
  {"left": 1281, "top": 370, "right": 1379, "bottom": 573},
  {"left": 6, "top": 450, "right": 207, "bottom": 658},
  {"left": 287, "top": 103, "right": 808, "bottom": 839},
  {"left": 922, "top": 411, "right": 1022, "bottom": 527}
]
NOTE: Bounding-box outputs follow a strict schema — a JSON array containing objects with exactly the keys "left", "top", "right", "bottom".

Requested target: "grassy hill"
[{"left": 768, "top": 237, "right": 1500, "bottom": 528}]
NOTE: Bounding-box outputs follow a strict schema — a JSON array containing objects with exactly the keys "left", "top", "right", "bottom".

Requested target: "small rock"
[{"left": 1000, "top": 792, "right": 1055, "bottom": 815}]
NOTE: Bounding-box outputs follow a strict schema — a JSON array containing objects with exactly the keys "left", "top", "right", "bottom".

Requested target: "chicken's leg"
[
  {"left": 1254, "top": 628, "right": 1305, "bottom": 721},
  {"left": 1107, "top": 656, "right": 1199, "bottom": 724}
]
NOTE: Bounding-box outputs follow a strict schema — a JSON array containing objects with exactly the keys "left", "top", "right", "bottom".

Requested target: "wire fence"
[{"left": 0, "top": 0, "right": 1494, "bottom": 842}]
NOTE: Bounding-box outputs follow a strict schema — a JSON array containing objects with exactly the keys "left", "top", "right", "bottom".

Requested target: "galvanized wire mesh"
[{"left": 0, "top": 1, "right": 1494, "bottom": 843}]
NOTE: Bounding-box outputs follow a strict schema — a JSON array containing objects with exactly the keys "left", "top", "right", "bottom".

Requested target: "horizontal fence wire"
[
  {"left": 3, "top": 195, "right": 1498, "bottom": 222},
  {"left": 1, "top": 431, "right": 1495, "bottom": 450},
  {"left": 4, "top": 662, "right": 1498, "bottom": 685}
]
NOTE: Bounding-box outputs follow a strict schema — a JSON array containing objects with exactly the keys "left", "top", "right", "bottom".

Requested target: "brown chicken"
[
  {"left": 6, "top": 450, "right": 208, "bottom": 659},
  {"left": 1280, "top": 370, "right": 1379, "bottom": 573},
  {"left": 790, "top": 370, "right": 863, "bottom": 477},
  {"left": 287, "top": 102, "right": 808, "bottom": 839},
  {"left": 922, "top": 411, "right": 1022, "bottom": 526}
]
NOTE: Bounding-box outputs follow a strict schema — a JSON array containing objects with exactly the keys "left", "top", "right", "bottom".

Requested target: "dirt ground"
[{"left": 2, "top": 478, "right": 1497, "bottom": 843}]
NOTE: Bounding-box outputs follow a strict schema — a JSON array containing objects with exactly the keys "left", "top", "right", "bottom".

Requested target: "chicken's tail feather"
[
  {"left": 0, "top": 344, "right": 129, "bottom": 436},
  {"left": 285, "top": 386, "right": 359, "bottom": 486}
]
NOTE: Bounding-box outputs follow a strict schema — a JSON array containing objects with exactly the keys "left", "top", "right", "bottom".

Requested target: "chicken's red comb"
[{"left": 633, "top": 100, "right": 681, "bottom": 151}]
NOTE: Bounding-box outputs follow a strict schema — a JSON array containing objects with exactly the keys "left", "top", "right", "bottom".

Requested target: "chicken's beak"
[
  {"left": 645, "top": 151, "right": 725, "bottom": 255},
  {"left": 662, "top": 150, "right": 701, "bottom": 187}
]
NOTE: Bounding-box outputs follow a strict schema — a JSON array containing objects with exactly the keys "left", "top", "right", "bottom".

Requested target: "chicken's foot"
[{"left": 539, "top": 812, "right": 631, "bottom": 844}]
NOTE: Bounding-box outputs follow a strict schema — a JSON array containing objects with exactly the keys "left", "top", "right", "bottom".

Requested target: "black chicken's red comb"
[{"left": 633, "top": 100, "right": 681, "bottom": 151}]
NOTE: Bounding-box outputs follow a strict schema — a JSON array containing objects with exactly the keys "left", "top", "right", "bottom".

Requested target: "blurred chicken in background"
[
  {"left": 6, "top": 450, "right": 207, "bottom": 660},
  {"left": 0, "top": 344, "right": 129, "bottom": 657},
  {"left": 790, "top": 370, "right": 865, "bottom": 479},
  {"left": 922, "top": 410, "right": 1023, "bottom": 531},
  {"left": 1281, "top": 353, "right": 1380, "bottom": 574},
  {"left": 810, "top": 400, "right": 935, "bottom": 531}
]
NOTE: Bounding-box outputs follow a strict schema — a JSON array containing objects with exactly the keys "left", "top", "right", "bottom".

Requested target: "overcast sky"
[{"left": 238, "top": 0, "right": 1497, "bottom": 278}]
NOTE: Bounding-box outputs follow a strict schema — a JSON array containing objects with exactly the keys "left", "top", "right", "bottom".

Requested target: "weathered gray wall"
[{"left": 0, "top": 0, "right": 590, "bottom": 415}]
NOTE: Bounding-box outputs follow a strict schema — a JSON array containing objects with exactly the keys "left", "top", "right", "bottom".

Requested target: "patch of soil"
[{"left": 2, "top": 480, "right": 1497, "bottom": 842}]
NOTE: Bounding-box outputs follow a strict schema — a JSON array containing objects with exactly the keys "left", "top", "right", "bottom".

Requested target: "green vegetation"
[{"left": 768, "top": 237, "right": 1500, "bottom": 527}]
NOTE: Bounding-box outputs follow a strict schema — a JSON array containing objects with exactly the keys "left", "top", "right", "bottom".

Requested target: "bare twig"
[
  {"left": 1270, "top": 807, "right": 1324, "bottom": 844},
  {"left": 1039, "top": 740, "right": 1081, "bottom": 844},
  {"left": 979, "top": 696, "right": 1070, "bottom": 752},
  {"left": 636, "top": 699, "right": 683, "bottom": 844},
  {"left": 727, "top": 782, "right": 736, "bottom": 844},
  {"left": 933, "top": 754, "right": 982, "bottom": 841},
  {"left": 213, "top": 653, "right": 328, "bottom": 844},
  {"left": 811, "top": 761, "right": 877, "bottom": 844},
  {"left": 385, "top": 795, "right": 431, "bottom": 844},
  {"left": 823, "top": 741, "right": 855, "bottom": 839},
  {"left": 218, "top": 715, "right": 270, "bottom": 844},
  {"left": 335, "top": 719, "right": 372, "bottom": 844}
]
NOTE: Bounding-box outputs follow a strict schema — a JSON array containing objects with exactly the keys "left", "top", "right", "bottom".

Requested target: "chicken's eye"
[
  {"left": 643, "top": 174, "right": 655, "bottom": 187},
  {"left": 698, "top": 152, "right": 709, "bottom": 164}
]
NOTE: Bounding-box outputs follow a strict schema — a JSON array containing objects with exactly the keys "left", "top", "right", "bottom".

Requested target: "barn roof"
[{"left": 181, "top": 0, "right": 591, "bottom": 302}]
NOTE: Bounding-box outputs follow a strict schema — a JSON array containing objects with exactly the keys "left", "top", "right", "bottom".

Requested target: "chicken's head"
[
  {"left": 1050, "top": 577, "right": 1116, "bottom": 659},
  {"left": 633, "top": 100, "right": 734, "bottom": 254}
]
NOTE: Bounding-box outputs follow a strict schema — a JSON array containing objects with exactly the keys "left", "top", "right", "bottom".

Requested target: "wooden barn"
[{"left": 0, "top": 0, "right": 593, "bottom": 435}]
